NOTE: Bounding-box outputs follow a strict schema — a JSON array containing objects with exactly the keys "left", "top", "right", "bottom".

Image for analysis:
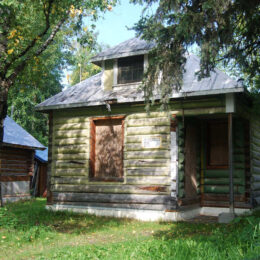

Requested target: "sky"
[
  {"left": 94, "top": 1, "right": 145, "bottom": 47},
  {"left": 63, "top": 1, "right": 155, "bottom": 86}
]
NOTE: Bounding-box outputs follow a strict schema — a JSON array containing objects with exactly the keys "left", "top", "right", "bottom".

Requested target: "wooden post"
[
  {"left": 47, "top": 112, "right": 53, "bottom": 204},
  {"left": 228, "top": 113, "right": 234, "bottom": 214}
]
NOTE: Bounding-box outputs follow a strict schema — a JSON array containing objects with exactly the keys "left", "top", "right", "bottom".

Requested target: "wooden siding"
[
  {"left": 47, "top": 112, "right": 53, "bottom": 203},
  {"left": 0, "top": 147, "right": 34, "bottom": 177},
  {"left": 0, "top": 146, "right": 33, "bottom": 199},
  {"left": 51, "top": 110, "right": 176, "bottom": 210},
  {"left": 177, "top": 120, "right": 185, "bottom": 198},
  {"left": 124, "top": 112, "right": 174, "bottom": 209},
  {"left": 52, "top": 115, "right": 90, "bottom": 180},
  {"left": 251, "top": 115, "right": 260, "bottom": 206},
  {"left": 201, "top": 118, "right": 250, "bottom": 207}
]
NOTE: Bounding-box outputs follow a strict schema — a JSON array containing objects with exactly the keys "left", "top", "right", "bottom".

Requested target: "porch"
[{"left": 175, "top": 113, "right": 251, "bottom": 211}]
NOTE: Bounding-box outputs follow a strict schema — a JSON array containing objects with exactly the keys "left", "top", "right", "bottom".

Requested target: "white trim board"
[{"left": 200, "top": 207, "right": 250, "bottom": 216}]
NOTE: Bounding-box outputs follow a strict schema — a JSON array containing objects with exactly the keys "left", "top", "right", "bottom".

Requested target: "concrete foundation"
[
  {"left": 218, "top": 213, "right": 236, "bottom": 223},
  {"left": 200, "top": 207, "right": 250, "bottom": 216},
  {"left": 46, "top": 204, "right": 251, "bottom": 222}
]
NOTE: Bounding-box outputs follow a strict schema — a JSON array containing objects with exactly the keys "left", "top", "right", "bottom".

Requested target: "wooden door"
[
  {"left": 184, "top": 123, "right": 198, "bottom": 199},
  {"left": 90, "top": 118, "right": 124, "bottom": 181}
]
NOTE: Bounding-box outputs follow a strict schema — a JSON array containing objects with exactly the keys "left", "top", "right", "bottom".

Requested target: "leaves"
[
  {"left": 0, "top": 0, "right": 117, "bottom": 82},
  {"left": 7, "top": 49, "right": 13, "bottom": 55},
  {"left": 0, "top": 0, "right": 118, "bottom": 143},
  {"left": 68, "top": 45, "right": 102, "bottom": 86},
  {"left": 133, "top": 0, "right": 260, "bottom": 107}
]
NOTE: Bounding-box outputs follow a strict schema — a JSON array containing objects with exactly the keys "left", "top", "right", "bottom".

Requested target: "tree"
[
  {"left": 0, "top": 0, "right": 116, "bottom": 207},
  {"left": 68, "top": 33, "right": 102, "bottom": 86},
  {"left": 7, "top": 36, "right": 64, "bottom": 145},
  {"left": 132, "top": 0, "right": 260, "bottom": 107},
  {"left": 0, "top": 0, "right": 116, "bottom": 143}
]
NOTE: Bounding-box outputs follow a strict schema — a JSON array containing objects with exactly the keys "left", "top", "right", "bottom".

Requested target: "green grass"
[{"left": 0, "top": 199, "right": 259, "bottom": 260}]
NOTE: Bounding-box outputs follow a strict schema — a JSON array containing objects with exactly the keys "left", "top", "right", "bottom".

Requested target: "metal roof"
[
  {"left": 3, "top": 116, "right": 46, "bottom": 150},
  {"left": 35, "top": 148, "right": 48, "bottom": 162},
  {"left": 90, "top": 37, "right": 155, "bottom": 65},
  {"left": 36, "top": 52, "right": 244, "bottom": 112}
]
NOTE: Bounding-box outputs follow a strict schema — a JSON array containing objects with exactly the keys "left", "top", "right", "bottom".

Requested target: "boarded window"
[
  {"left": 207, "top": 121, "right": 228, "bottom": 168},
  {"left": 117, "top": 55, "right": 143, "bottom": 84},
  {"left": 90, "top": 117, "right": 124, "bottom": 181}
]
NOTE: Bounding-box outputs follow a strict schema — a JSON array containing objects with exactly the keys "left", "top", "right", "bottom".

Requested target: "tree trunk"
[{"left": 0, "top": 78, "right": 10, "bottom": 207}]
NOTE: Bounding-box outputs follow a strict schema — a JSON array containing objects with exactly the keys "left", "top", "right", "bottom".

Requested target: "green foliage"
[
  {"left": 68, "top": 34, "right": 102, "bottom": 86},
  {"left": 6, "top": 34, "right": 64, "bottom": 145},
  {"left": 0, "top": 0, "right": 116, "bottom": 74},
  {"left": 0, "top": 199, "right": 259, "bottom": 259},
  {"left": 0, "top": 0, "right": 117, "bottom": 144},
  {"left": 132, "top": 0, "right": 260, "bottom": 108}
]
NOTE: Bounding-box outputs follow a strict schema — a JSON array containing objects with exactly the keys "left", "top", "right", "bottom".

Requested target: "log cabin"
[
  {"left": 36, "top": 38, "right": 260, "bottom": 221},
  {"left": 1, "top": 116, "right": 45, "bottom": 203}
]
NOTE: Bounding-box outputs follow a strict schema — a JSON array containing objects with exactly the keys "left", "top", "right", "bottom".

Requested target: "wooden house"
[
  {"left": 0, "top": 116, "right": 45, "bottom": 203},
  {"left": 36, "top": 38, "right": 260, "bottom": 221}
]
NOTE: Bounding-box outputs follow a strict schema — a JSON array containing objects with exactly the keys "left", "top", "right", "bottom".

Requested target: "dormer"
[{"left": 90, "top": 38, "right": 154, "bottom": 91}]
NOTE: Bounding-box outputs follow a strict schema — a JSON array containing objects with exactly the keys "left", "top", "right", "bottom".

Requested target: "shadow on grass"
[
  {"left": 154, "top": 209, "right": 260, "bottom": 241},
  {"left": 148, "top": 216, "right": 260, "bottom": 260},
  {"left": 0, "top": 198, "right": 134, "bottom": 235},
  {"left": 153, "top": 221, "right": 220, "bottom": 240},
  {"left": 151, "top": 213, "right": 260, "bottom": 256}
]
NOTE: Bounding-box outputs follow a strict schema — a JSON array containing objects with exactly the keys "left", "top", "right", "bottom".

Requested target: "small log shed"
[{"left": 0, "top": 116, "right": 45, "bottom": 204}]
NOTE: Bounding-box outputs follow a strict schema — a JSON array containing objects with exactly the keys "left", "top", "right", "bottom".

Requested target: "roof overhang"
[
  {"left": 35, "top": 87, "right": 245, "bottom": 112},
  {"left": 90, "top": 49, "right": 151, "bottom": 66},
  {"left": 3, "top": 142, "right": 46, "bottom": 150}
]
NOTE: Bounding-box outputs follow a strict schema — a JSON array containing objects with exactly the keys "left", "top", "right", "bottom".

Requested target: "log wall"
[
  {"left": 0, "top": 146, "right": 33, "bottom": 201},
  {"left": 50, "top": 110, "right": 176, "bottom": 210},
  {"left": 251, "top": 115, "right": 260, "bottom": 206},
  {"left": 201, "top": 118, "right": 251, "bottom": 208},
  {"left": 177, "top": 120, "right": 185, "bottom": 198},
  {"left": 50, "top": 96, "right": 226, "bottom": 210}
]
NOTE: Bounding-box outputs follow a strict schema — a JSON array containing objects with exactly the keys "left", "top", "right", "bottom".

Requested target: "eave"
[{"left": 35, "top": 87, "right": 245, "bottom": 113}]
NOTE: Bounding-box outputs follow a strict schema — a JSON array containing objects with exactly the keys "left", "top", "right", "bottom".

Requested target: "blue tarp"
[{"left": 35, "top": 148, "right": 48, "bottom": 163}]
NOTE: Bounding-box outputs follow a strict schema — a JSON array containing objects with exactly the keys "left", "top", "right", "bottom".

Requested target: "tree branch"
[
  {"left": 6, "top": 10, "right": 69, "bottom": 86},
  {"left": 3, "top": 0, "right": 54, "bottom": 76},
  {"left": 35, "top": 10, "right": 69, "bottom": 56}
]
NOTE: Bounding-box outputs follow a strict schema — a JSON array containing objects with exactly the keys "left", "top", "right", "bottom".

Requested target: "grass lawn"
[{"left": 0, "top": 199, "right": 259, "bottom": 260}]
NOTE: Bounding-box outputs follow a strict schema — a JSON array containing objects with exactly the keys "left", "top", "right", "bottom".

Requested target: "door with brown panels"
[
  {"left": 90, "top": 117, "right": 124, "bottom": 182},
  {"left": 184, "top": 122, "right": 199, "bottom": 199}
]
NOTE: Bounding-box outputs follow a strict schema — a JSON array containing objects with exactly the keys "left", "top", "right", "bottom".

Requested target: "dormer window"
[{"left": 117, "top": 55, "right": 144, "bottom": 84}]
